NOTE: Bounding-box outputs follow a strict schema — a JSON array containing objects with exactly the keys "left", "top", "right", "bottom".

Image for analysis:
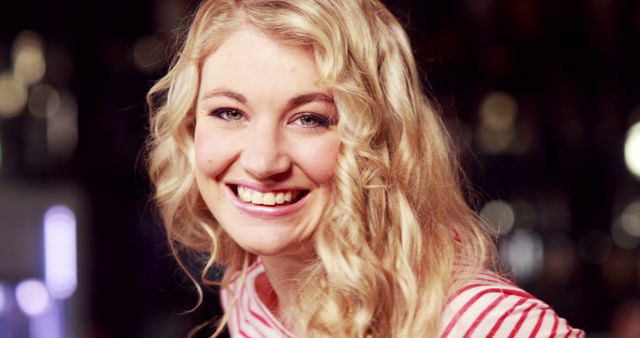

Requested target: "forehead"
[{"left": 199, "top": 26, "right": 321, "bottom": 93}]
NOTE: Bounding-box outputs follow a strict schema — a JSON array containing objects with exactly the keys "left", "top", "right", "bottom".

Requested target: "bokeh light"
[
  {"left": 611, "top": 201, "right": 640, "bottom": 249},
  {"left": 46, "top": 89, "right": 78, "bottom": 158},
  {"left": 480, "top": 199, "right": 515, "bottom": 235},
  {"left": 637, "top": 250, "right": 640, "bottom": 288},
  {"left": 0, "top": 132, "right": 3, "bottom": 171},
  {"left": 621, "top": 212, "right": 640, "bottom": 237},
  {"left": 12, "top": 31, "right": 46, "bottom": 86},
  {"left": 44, "top": 205, "right": 77, "bottom": 299},
  {"left": 625, "top": 122, "right": 640, "bottom": 179},
  {"left": 480, "top": 91, "right": 518, "bottom": 131},
  {"left": 15, "top": 279, "right": 51, "bottom": 317},
  {"left": 477, "top": 90, "right": 518, "bottom": 154},
  {"left": 623, "top": 201, "right": 640, "bottom": 232},
  {"left": 28, "top": 84, "right": 60, "bottom": 119},
  {"left": 133, "top": 35, "right": 166, "bottom": 74},
  {"left": 477, "top": 126, "right": 514, "bottom": 154},
  {"left": 612, "top": 216, "right": 640, "bottom": 249},
  {"left": 30, "top": 301, "right": 63, "bottom": 338},
  {"left": 154, "top": 0, "right": 186, "bottom": 30},
  {"left": 499, "top": 228, "right": 544, "bottom": 282},
  {"left": 0, "top": 73, "right": 28, "bottom": 118},
  {"left": 0, "top": 283, "right": 8, "bottom": 315}
]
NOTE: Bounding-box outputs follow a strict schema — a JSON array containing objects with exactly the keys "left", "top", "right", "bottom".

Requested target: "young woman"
[{"left": 146, "top": 0, "right": 584, "bottom": 337}]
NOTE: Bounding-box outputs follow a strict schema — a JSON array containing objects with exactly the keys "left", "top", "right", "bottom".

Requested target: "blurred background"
[{"left": 0, "top": 0, "right": 638, "bottom": 337}]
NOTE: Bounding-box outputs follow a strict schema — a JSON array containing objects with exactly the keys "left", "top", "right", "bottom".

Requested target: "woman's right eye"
[{"left": 211, "top": 108, "right": 245, "bottom": 121}]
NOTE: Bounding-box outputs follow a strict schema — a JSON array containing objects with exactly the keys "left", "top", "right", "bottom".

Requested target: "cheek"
[
  {"left": 294, "top": 136, "right": 341, "bottom": 184},
  {"left": 194, "top": 123, "right": 235, "bottom": 177}
]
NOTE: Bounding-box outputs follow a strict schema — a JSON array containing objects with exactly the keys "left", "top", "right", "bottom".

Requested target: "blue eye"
[
  {"left": 211, "top": 108, "right": 244, "bottom": 121},
  {"left": 294, "top": 113, "right": 333, "bottom": 129}
]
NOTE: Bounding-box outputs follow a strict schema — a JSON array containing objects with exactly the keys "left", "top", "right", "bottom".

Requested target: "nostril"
[{"left": 239, "top": 146, "right": 292, "bottom": 179}]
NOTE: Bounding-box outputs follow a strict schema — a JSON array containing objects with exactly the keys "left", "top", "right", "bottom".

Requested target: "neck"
[{"left": 257, "top": 254, "right": 310, "bottom": 327}]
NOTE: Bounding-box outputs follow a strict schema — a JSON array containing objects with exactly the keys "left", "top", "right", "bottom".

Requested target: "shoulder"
[{"left": 439, "top": 270, "right": 585, "bottom": 338}]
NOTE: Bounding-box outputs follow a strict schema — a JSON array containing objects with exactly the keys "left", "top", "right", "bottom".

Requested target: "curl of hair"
[{"left": 146, "top": 0, "right": 495, "bottom": 337}]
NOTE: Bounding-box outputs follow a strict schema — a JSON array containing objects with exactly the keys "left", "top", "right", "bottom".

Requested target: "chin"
[{"left": 237, "top": 239, "right": 310, "bottom": 258}]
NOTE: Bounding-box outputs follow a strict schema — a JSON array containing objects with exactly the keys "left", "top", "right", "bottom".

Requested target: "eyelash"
[
  {"left": 210, "top": 108, "right": 244, "bottom": 121},
  {"left": 292, "top": 112, "right": 334, "bottom": 129},
  {"left": 209, "top": 108, "right": 334, "bottom": 129}
]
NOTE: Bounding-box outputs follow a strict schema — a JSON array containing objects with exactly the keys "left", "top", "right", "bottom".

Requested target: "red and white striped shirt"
[{"left": 220, "top": 261, "right": 585, "bottom": 338}]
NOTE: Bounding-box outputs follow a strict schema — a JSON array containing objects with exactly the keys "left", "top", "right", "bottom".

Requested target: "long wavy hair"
[{"left": 146, "top": 0, "right": 495, "bottom": 337}]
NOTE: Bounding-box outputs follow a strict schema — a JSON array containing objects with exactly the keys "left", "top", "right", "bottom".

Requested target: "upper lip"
[{"left": 226, "top": 180, "right": 309, "bottom": 192}]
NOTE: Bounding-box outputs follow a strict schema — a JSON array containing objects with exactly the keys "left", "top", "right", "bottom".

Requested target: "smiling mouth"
[{"left": 229, "top": 185, "right": 309, "bottom": 206}]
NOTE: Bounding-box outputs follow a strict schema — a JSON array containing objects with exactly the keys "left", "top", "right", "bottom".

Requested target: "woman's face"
[{"left": 194, "top": 26, "right": 340, "bottom": 257}]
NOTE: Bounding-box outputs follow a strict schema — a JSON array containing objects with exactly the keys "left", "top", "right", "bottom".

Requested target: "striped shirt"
[{"left": 220, "top": 261, "right": 585, "bottom": 338}]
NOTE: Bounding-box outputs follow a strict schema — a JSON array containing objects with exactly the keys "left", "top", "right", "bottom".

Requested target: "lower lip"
[{"left": 226, "top": 186, "right": 309, "bottom": 218}]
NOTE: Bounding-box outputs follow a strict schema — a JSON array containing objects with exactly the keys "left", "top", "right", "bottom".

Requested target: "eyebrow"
[
  {"left": 201, "top": 88, "right": 247, "bottom": 103},
  {"left": 287, "top": 93, "right": 334, "bottom": 109},
  {"left": 201, "top": 88, "right": 334, "bottom": 109}
]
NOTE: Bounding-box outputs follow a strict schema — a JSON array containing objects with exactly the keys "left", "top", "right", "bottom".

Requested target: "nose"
[{"left": 239, "top": 121, "right": 291, "bottom": 179}]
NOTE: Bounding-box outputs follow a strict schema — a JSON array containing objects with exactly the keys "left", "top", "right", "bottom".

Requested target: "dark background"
[{"left": 1, "top": 0, "right": 639, "bottom": 337}]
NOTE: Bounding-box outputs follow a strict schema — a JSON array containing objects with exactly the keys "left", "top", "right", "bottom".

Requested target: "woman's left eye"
[
  {"left": 210, "top": 107, "right": 245, "bottom": 121},
  {"left": 292, "top": 113, "right": 333, "bottom": 129}
]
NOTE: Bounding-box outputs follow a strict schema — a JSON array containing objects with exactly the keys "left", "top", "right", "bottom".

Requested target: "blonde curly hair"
[{"left": 146, "top": 0, "right": 495, "bottom": 337}]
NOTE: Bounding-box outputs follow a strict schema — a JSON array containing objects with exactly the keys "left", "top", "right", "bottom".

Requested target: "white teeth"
[
  {"left": 263, "top": 193, "right": 276, "bottom": 205},
  {"left": 236, "top": 186, "right": 300, "bottom": 206},
  {"left": 239, "top": 187, "right": 253, "bottom": 202},
  {"left": 251, "top": 191, "right": 263, "bottom": 204}
]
